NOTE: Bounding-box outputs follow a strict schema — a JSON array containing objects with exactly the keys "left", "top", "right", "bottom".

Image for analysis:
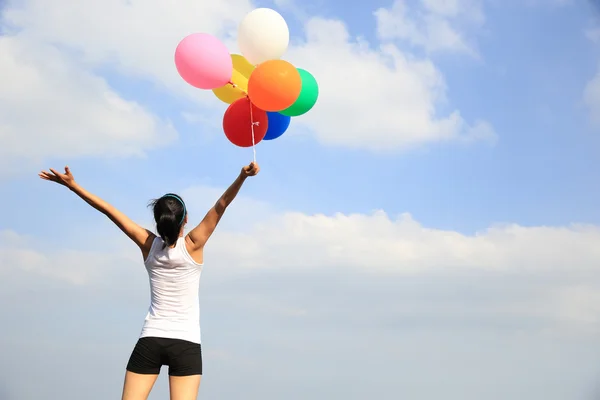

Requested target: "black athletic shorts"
[{"left": 126, "top": 336, "right": 202, "bottom": 376}]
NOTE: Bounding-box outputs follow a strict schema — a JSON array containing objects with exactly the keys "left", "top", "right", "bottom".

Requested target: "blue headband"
[{"left": 163, "top": 194, "right": 186, "bottom": 225}]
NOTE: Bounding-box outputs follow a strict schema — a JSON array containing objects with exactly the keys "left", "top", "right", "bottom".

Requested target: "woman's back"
[{"left": 141, "top": 236, "right": 204, "bottom": 344}]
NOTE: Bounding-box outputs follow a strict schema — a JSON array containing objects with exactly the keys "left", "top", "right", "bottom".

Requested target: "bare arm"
[
  {"left": 69, "top": 183, "right": 155, "bottom": 252},
  {"left": 186, "top": 162, "right": 260, "bottom": 250},
  {"left": 39, "top": 166, "right": 155, "bottom": 256}
]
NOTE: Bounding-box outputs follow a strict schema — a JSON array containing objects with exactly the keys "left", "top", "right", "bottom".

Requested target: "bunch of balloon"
[{"left": 174, "top": 8, "right": 319, "bottom": 161}]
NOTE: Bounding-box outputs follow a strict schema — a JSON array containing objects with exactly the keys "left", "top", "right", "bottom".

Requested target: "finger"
[
  {"left": 65, "top": 166, "right": 71, "bottom": 175},
  {"left": 49, "top": 168, "right": 61, "bottom": 177},
  {"left": 39, "top": 171, "right": 58, "bottom": 182}
]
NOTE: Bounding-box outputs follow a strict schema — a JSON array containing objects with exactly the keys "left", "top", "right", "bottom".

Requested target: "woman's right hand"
[
  {"left": 241, "top": 162, "right": 260, "bottom": 178},
  {"left": 39, "top": 166, "right": 77, "bottom": 189}
]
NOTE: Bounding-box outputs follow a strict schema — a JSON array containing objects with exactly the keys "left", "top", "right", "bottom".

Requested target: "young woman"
[{"left": 39, "top": 162, "right": 260, "bottom": 400}]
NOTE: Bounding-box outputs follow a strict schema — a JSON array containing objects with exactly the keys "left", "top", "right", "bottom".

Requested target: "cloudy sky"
[{"left": 2, "top": 0, "right": 600, "bottom": 399}]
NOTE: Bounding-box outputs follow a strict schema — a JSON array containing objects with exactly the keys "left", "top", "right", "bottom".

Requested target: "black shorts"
[{"left": 126, "top": 336, "right": 202, "bottom": 376}]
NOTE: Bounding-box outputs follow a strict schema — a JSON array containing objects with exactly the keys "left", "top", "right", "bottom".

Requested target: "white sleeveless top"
[{"left": 139, "top": 236, "right": 203, "bottom": 344}]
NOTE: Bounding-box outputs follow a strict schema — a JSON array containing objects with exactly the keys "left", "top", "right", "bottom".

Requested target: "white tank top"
[{"left": 139, "top": 236, "right": 203, "bottom": 344}]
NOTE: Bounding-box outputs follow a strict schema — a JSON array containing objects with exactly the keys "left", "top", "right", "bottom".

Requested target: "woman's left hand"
[{"left": 241, "top": 162, "right": 260, "bottom": 178}]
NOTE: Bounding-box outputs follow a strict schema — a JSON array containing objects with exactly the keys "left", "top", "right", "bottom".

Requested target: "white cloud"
[
  {"left": 583, "top": 66, "right": 600, "bottom": 126},
  {"left": 585, "top": 27, "right": 600, "bottom": 43},
  {"left": 143, "top": 184, "right": 600, "bottom": 331},
  {"left": 3, "top": 185, "right": 600, "bottom": 399},
  {"left": 1, "top": 0, "right": 495, "bottom": 155},
  {"left": 205, "top": 209, "right": 600, "bottom": 274},
  {"left": 2, "top": 0, "right": 253, "bottom": 101},
  {"left": 8, "top": 182, "right": 600, "bottom": 279},
  {"left": 0, "top": 34, "right": 177, "bottom": 174},
  {"left": 284, "top": 18, "right": 496, "bottom": 150},
  {"left": 6, "top": 184, "right": 600, "bottom": 313},
  {"left": 375, "top": 0, "right": 484, "bottom": 56},
  {"left": 0, "top": 229, "right": 133, "bottom": 285}
]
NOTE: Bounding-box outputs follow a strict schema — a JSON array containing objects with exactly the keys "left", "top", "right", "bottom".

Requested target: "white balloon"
[{"left": 238, "top": 8, "right": 290, "bottom": 65}]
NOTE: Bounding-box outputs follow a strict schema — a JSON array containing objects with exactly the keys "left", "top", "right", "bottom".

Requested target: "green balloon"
[{"left": 280, "top": 68, "right": 319, "bottom": 117}]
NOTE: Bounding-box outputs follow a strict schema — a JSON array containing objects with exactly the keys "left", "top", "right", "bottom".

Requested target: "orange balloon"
[{"left": 248, "top": 60, "right": 302, "bottom": 112}]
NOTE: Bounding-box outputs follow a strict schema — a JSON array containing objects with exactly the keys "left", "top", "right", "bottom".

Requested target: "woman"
[{"left": 39, "top": 161, "right": 260, "bottom": 400}]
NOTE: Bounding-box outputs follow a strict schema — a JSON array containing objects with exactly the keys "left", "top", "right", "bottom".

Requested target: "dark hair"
[{"left": 148, "top": 193, "right": 187, "bottom": 248}]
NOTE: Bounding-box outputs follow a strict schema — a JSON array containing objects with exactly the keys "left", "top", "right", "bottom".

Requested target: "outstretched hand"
[
  {"left": 39, "top": 166, "right": 77, "bottom": 189},
  {"left": 241, "top": 162, "right": 260, "bottom": 178}
]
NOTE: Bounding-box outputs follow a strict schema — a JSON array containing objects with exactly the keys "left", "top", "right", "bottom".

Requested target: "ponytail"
[
  {"left": 148, "top": 193, "right": 187, "bottom": 248},
  {"left": 157, "top": 211, "right": 180, "bottom": 247}
]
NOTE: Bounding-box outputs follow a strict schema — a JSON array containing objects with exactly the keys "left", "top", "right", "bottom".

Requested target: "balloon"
[
  {"left": 223, "top": 97, "right": 268, "bottom": 148},
  {"left": 264, "top": 112, "right": 291, "bottom": 140},
  {"left": 212, "top": 54, "right": 255, "bottom": 104},
  {"left": 280, "top": 69, "right": 319, "bottom": 117},
  {"left": 175, "top": 33, "right": 232, "bottom": 90},
  {"left": 248, "top": 60, "right": 301, "bottom": 112},
  {"left": 238, "top": 8, "right": 289, "bottom": 65}
]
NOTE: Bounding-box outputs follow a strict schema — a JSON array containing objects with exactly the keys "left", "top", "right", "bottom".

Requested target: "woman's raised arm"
[
  {"left": 186, "top": 162, "right": 260, "bottom": 251},
  {"left": 39, "top": 166, "right": 155, "bottom": 257}
]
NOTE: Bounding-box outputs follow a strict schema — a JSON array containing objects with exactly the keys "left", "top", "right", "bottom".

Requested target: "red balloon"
[{"left": 223, "top": 97, "right": 268, "bottom": 147}]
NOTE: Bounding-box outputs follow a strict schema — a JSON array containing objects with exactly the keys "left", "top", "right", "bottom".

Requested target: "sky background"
[{"left": 2, "top": 0, "right": 600, "bottom": 399}]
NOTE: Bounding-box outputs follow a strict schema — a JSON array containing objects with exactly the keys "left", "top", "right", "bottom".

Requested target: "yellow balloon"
[{"left": 212, "top": 54, "right": 255, "bottom": 104}]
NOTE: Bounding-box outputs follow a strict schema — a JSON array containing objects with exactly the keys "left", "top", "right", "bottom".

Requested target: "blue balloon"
[{"left": 264, "top": 112, "right": 291, "bottom": 141}]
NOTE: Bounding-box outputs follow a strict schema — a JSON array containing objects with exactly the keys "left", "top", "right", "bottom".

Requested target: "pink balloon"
[{"left": 175, "top": 33, "right": 233, "bottom": 90}]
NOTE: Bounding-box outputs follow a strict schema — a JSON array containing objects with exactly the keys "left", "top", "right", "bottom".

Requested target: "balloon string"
[
  {"left": 248, "top": 96, "right": 257, "bottom": 164},
  {"left": 229, "top": 82, "right": 255, "bottom": 162},
  {"left": 229, "top": 82, "right": 247, "bottom": 95}
]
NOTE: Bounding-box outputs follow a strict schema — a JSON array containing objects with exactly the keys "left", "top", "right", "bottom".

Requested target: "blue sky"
[
  {"left": 3, "top": 0, "right": 599, "bottom": 233},
  {"left": 2, "top": 0, "right": 600, "bottom": 399}
]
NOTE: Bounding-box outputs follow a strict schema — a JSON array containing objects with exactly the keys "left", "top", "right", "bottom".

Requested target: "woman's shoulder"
[{"left": 143, "top": 235, "right": 164, "bottom": 263}]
